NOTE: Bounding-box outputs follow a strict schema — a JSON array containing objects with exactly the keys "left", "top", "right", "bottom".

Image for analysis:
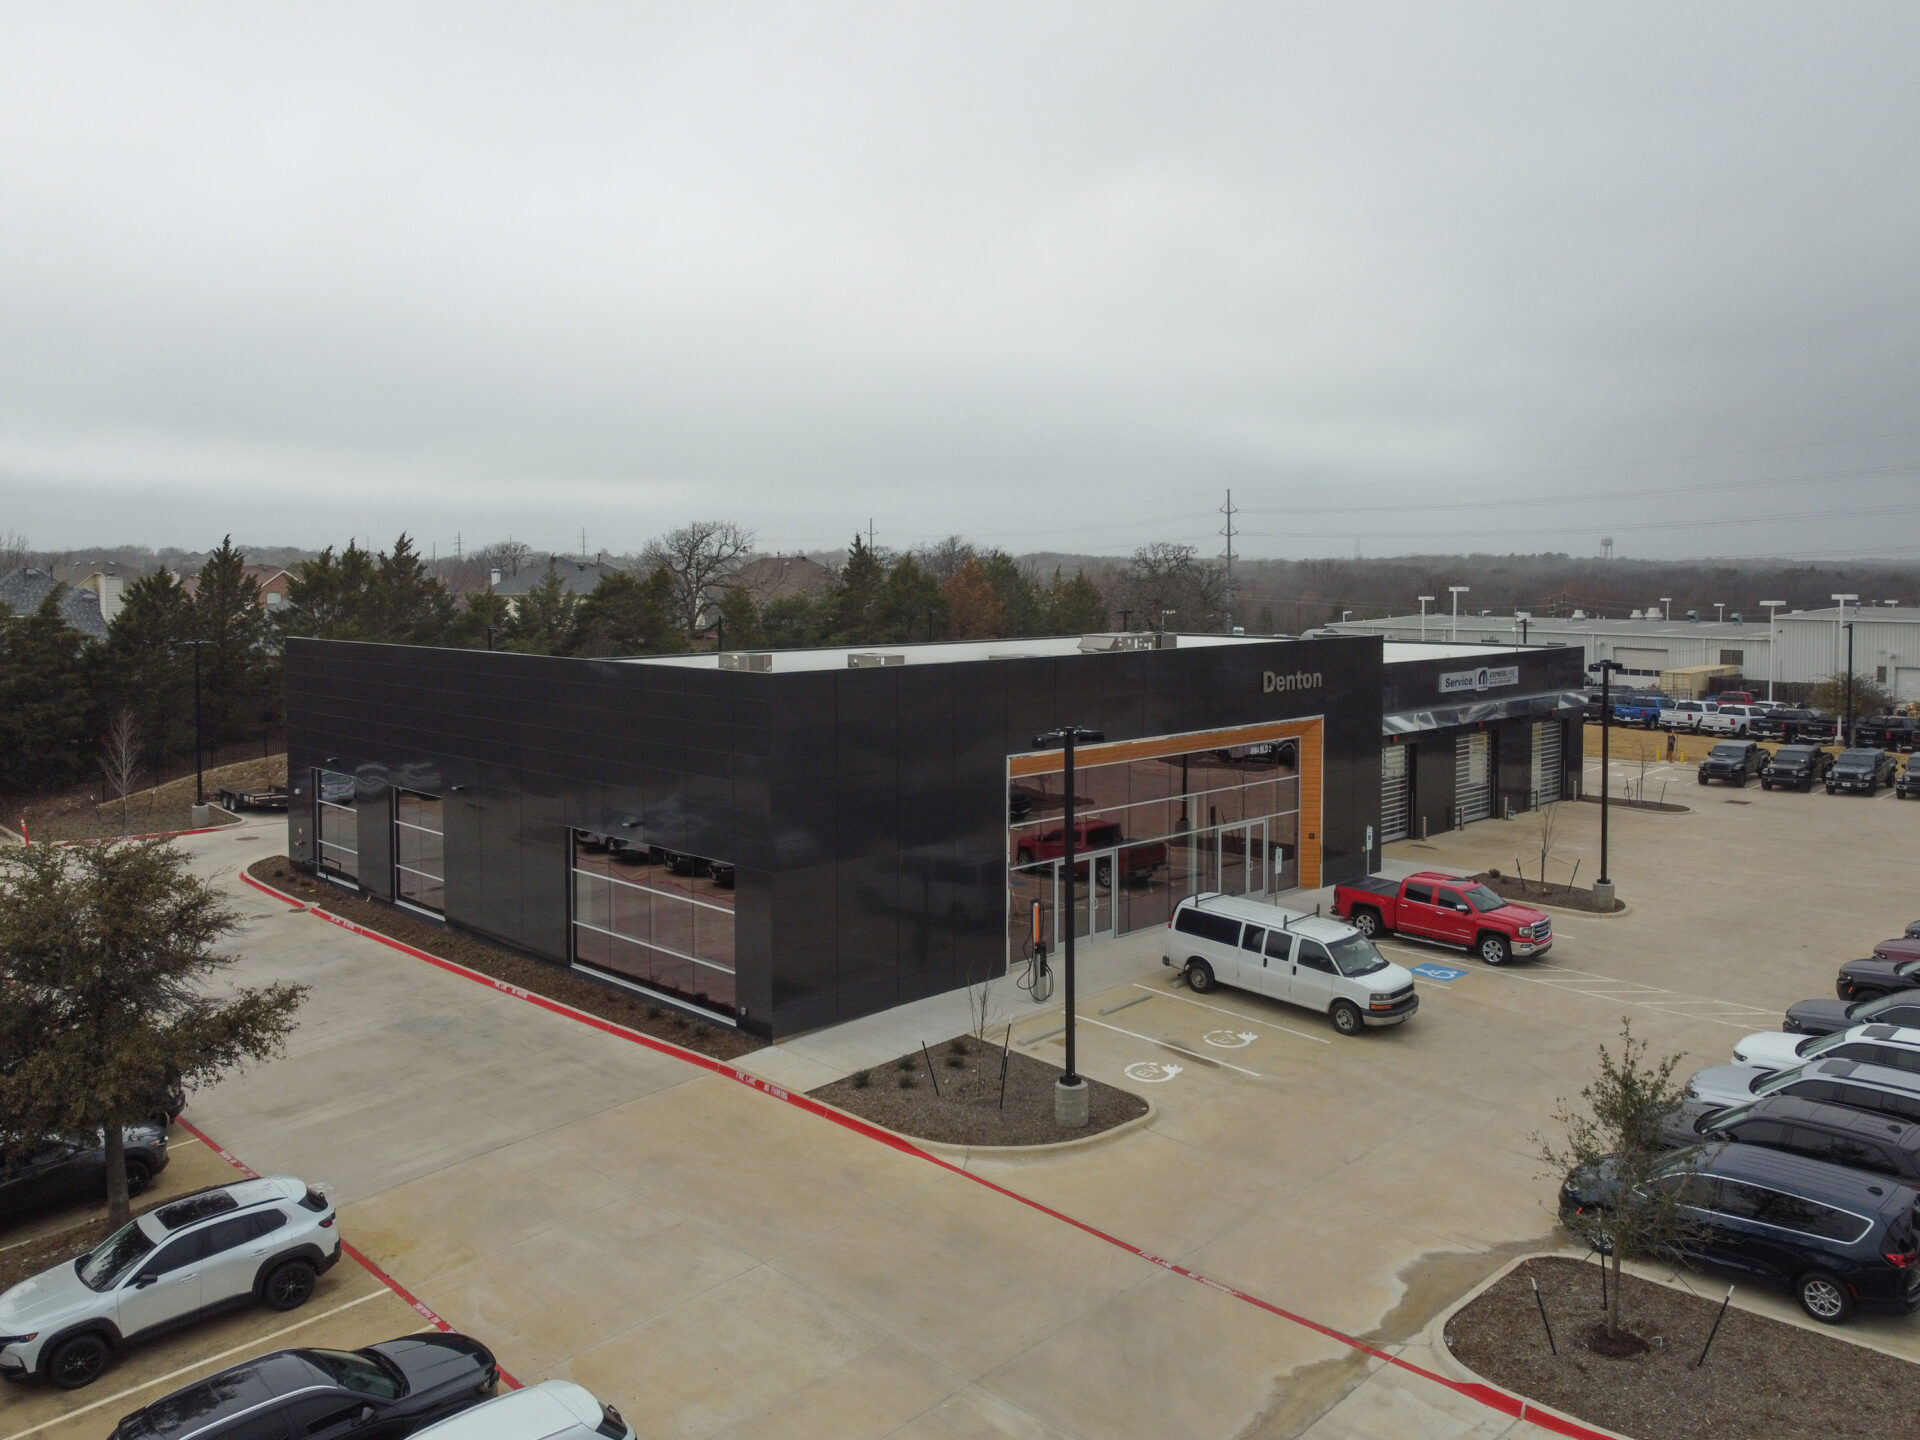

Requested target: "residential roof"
[
  {"left": 729, "top": 554, "right": 836, "bottom": 605},
  {"left": 494, "top": 557, "right": 618, "bottom": 598},
  {"left": 0, "top": 567, "right": 109, "bottom": 639}
]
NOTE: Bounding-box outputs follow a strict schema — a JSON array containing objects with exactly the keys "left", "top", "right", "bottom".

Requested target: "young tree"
[
  {"left": 642, "top": 520, "right": 755, "bottom": 639},
  {"left": 1533, "top": 801, "right": 1559, "bottom": 891},
  {"left": 1535, "top": 1021, "right": 1702, "bottom": 1340},
  {"left": 98, "top": 708, "right": 144, "bottom": 834},
  {"left": 0, "top": 841, "right": 305, "bottom": 1226}
]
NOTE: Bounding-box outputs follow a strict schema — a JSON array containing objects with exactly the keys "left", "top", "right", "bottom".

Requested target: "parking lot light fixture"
[
  {"left": 1032, "top": 725, "right": 1105, "bottom": 1126},
  {"left": 169, "top": 639, "right": 213, "bottom": 809},
  {"left": 1448, "top": 586, "right": 1469, "bottom": 642},
  {"left": 1659, "top": 597, "right": 1671, "bottom": 622},
  {"left": 1761, "top": 601, "right": 1786, "bottom": 701},
  {"left": 1418, "top": 595, "right": 1434, "bottom": 641},
  {"left": 1587, "top": 658, "right": 1625, "bottom": 910}
]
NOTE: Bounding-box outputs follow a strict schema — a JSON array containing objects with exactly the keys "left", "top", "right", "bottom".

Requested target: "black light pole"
[
  {"left": 1033, "top": 724, "right": 1104, "bottom": 1125},
  {"left": 172, "top": 639, "right": 212, "bottom": 809},
  {"left": 1588, "top": 659, "right": 1623, "bottom": 910},
  {"left": 1844, "top": 622, "right": 1855, "bottom": 747}
]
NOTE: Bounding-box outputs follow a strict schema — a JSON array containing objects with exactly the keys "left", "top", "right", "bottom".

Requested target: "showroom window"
[
  {"left": 393, "top": 791, "right": 444, "bottom": 914},
  {"left": 570, "top": 832, "right": 736, "bottom": 1019},
  {"left": 1008, "top": 736, "right": 1304, "bottom": 956},
  {"left": 314, "top": 769, "right": 358, "bottom": 885}
]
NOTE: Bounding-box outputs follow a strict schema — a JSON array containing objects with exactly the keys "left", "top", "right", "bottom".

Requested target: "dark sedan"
[
  {"left": 1828, "top": 748, "right": 1897, "bottom": 795},
  {"left": 1787, "top": 988, "right": 1920, "bottom": 1036},
  {"left": 109, "top": 1335, "right": 498, "bottom": 1440},
  {"left": 0, "top": 1127, "right": 169, "bottom": 1224},
  {"left": 1761, "top": 745, "right": 1833, "bottom": 791}
]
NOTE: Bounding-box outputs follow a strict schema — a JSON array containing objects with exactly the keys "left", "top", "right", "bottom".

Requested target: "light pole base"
[
  {"left": 1054, "top": 1076, "right": 1089, "bottom": 1128},
  {"left": 1592, "top": 879, "right": 1616, "bottom": 912},
  {"left": 191, "top": 804, "right": 212, "bottom": 828}
]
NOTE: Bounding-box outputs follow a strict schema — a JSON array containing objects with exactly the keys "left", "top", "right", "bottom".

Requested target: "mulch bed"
[
  {"left": 2, "top": 754, "right": 292, "bottom": 843},
  {"left": 1445, "top": 1256, "right": 1920, "bottom": 1440},
  {"left": 811, "top": 1035, "right": 1147, "bottom": 1146},
  {"left": 1575, "top": 794, "right": 1690, "bottom": 814},
  {"left": 246, "top": 855, "right": 762, "bottom": 1062},
  {"left": 1472, "top": 872, "right": 1619, "bottom": 915}
]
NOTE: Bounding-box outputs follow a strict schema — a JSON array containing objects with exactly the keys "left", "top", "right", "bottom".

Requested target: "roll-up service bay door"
[
  {"left": 1380, "top": 745, "right": 1410, "bottom": 843},
  {"left": 1456, "top": 732, "right": 1492, "bottom": 824},
  {"left": 1531, "top": 720, "right": 1562, "bottom": 804}
]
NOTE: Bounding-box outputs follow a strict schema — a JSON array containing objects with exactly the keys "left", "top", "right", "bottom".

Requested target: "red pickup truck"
[
  {"left": 1332, "top": 871, "right": 1552, "bottom": 966},
  {"left": 1014, "top": 820, "right": 1167, "bottom": 880}
]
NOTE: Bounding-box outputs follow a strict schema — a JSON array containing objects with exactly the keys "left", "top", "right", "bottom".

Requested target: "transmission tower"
[{"left": 1219, "top": 489, "right": 1238, "bottom": 609}]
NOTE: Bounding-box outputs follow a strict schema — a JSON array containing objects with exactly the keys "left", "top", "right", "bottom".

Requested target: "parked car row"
[
  {"left": 0, "top": 1175, "right": 633, "bottom": 1438},
  {"left": 1577, "top": 922, "right": 1920, "bottom": 1324},
  {"left": 1691, "top": 739, "right": 1915, "bottom": 796}
]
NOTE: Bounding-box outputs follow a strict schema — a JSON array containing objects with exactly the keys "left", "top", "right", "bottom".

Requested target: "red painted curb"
[
  {"left": 173, "top": 1114, "right": 521, "bottom": 1390},
  {"left": 239, "top": 867, "right": 1609, "bottom": 1439},
  {"left": 48, "top": 824, "right": 235, "bottom": 848}
]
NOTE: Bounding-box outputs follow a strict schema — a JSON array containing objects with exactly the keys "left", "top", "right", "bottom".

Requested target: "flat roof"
[
  {"left": 1382, "top": 641, "right": 1538, "bottom": 662},
  {"left": 1334, "top": 614, "right": 1775, "bottom": 639},
  {"left": 627, "top": 632, "right": 1282, "bottom": 673}
]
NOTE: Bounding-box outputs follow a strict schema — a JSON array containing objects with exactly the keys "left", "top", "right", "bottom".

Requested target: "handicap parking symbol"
[{"left": 1410, "top": 963, "right": 1469, "bottom": 982}]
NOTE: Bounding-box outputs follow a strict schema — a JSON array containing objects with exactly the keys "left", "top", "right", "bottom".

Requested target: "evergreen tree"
[
  {"left": 711, "top": 584, "right": 766, "bottom": 651},
  {"left": 191, "top": 538, "right": 276, "bottom": 750},
  {"left": 372, "top": 534, "right": 459, "bottom": 644},
  {"left": 98, "top": 570, "right": 196, "bottom": 764},
  {"left": 979, "top": 551, "right": 1043, "bottom": 635},
  {"left": 1042, "top": 569, "right": 1111, "bottom": 634},
  {"left": 878, "top": 555, "right": 945, "bottom": 642},
  {"left": 825, "top": 536, "right": 888, "bottom": 643},
  {"left": 501, "top": 560, "right": 578, "bottom": 654},
  {"left": 0, "top": 590, "right": 95, "bottom": 792},
  {"left": 279, "top": 542, "right": 380, "bottom": 640},
  {"left": 569, "top": 568, "right": 686, "bottom": 656},
  {"left": 760, "top": 594, "right": 819, "bottom": 648}
]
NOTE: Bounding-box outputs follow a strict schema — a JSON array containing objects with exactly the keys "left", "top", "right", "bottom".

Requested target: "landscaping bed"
[
  {"left": 1472, "top": 871, "right": 1619, "bottom": 915},
  {"left": 245, "top": 855, "right": 762, "bottom": 1062},
  {"left": 2, "top": 755, "right": 289, "bottom": 843},
  {"left": 811, "top": 1034, "right": 1147, "bottom": 1145},
  {"left": 1575, "top": 794, "right": 1689, "bottom": 814},
  {"left": 1444, "top": 1256, "right": 1920, "bottom": 1440}
]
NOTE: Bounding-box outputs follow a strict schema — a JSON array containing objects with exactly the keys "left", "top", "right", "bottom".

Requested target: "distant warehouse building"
[
  {"left": 283, "top": 631, "right": 1582, "bottom": 1039},
  {"left": 1330, "top": 605, "right": 1920, "bottom": 701}
]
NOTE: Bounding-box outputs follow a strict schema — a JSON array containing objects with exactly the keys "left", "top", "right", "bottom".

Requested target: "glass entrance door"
[
  {"left": 1218, "top": 821, "right": 1266, "bottom": 898},
  {"left": 1070, "top": 850, "right": 1119, "bottom": 942}
]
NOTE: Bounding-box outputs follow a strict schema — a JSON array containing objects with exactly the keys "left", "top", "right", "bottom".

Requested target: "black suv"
[
  {"left": 1787, "top": 988, "right": 1920, "bottom": 1037},
  {"left": 1857, "top": 716, "right": 1920, "bottom": 752},
  {"left": 1561, "top": 1143, "right": 1920, "bottom": 1322},
  {"left": 1684, "top": 1096, "right": 1920, "bottom": 1184},
  {"left": 1761, "top": 745, "right": 1833, "bottom": 791},
  {"left": 1897, "top": 760, "right": 1920, "bottom": 800},
  {"left": 108, "top": 1334, "right": 499, "bottom": 1440},
  {"left": 0, "top": 1128, "right": 170, "bottom": 1223},
  {"left": 1698, "top": 741, "right": 1770, "bottom": 787},
  {"left": 1828, "top": 748, "right": 1897, "bottom": 795},
  {"left": 1755, "top": 708, "right": 1839, "bottom": 743}
]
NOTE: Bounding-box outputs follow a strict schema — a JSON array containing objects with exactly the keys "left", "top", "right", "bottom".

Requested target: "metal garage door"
[
  {"left": 1897, "top": 667, "right": 1920, "bottom": 703},
  {"left": 1531, "top": 721, "right": 1562, "bottom": 804},
  {"left": 1380, "top": 745, "right": 1409, "bottom": 843},
  {"left": 1613, "top": 647, "right": 1668, "bottom": 677},
  {"left": 1456, "top": 732, "right": 1492, "bottom": 824}
]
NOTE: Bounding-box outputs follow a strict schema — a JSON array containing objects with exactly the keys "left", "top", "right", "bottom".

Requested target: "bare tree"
[
  {"left": 1116, "top": 542, "right": 1227, "bottom": 632},
  {"left": 915, "top": 535, "right": 977, "bottom": 585},
  {"left": 1534, "top": 802, "right": 1559, "bottom": 893},
  {"left": 98, "top": 708, "right": 144, "bottom": 835},
  {"left": 479, "top": 538, "right": 535, "bottom": 578},
  {"left": 0, "top": 528, "right": 28, "bottom": 574},
  {"left": 642, "top": 520, "right": 756, "bottom": 638}
]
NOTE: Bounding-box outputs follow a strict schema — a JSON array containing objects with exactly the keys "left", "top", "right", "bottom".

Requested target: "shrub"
[
  {"left": 896, "top": 1055, "right": 915, "bottom": 1072},
  {"left": 851, "top": 1069, "right": 872, "bottom": 1089},
  {"left": 898, "top": 1072, "right": 917, "bottom": 1090}
]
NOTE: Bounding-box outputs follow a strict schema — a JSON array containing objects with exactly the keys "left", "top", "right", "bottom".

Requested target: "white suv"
[
  {"left": 411, "top": 1379, "right": 636, "bottom": 1438},
  {"left": 0, "top": 1177, "right": 339, "bottom": 1389}
]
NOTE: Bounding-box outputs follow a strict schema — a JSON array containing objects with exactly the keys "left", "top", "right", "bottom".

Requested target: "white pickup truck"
[
  {"left": 1658, "top": 700, "right": 1717, "bottom": 732},
  {"left": 1700, "top": 703, "right": 1767, "bottom": 737}
]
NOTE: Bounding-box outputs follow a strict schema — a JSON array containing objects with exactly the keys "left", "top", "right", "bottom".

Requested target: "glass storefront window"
[
  {"left": 315, "top": 769, "right": 358, "bottom": 885},
  {"left": 569, "top": 832, "right": 736, "bottom": 1018},
  {"left": 394, "top": 791, "right": 444, "bottom": 913},
  {"left": 1006, "top": 734, "right": 1307, "bottom": 960}
]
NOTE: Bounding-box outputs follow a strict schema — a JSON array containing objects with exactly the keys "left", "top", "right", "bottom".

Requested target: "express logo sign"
[{"left": 1438, "top": 665, "right": 1519, "bottom": 695}]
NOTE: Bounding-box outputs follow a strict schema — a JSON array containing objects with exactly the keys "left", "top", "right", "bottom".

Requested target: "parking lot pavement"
[
  {"left": 132, "top": 793, "right": 1920, "bottom": 1436},
  {"left": 0, "top": 1133, "right": 240, "bottom": 1256}
]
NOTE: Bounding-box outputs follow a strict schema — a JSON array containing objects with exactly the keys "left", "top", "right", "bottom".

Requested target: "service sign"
[{"left": 1438, "top": 665, "right": 1519, "bottom": 695}]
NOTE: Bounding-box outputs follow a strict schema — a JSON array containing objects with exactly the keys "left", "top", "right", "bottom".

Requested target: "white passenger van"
[{"left": 1163, "top": 892, "right": 1419, "bottom": 1035}]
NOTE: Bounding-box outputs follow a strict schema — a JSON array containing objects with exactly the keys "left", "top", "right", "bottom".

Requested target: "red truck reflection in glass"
[
  {"left": 1333, "top": 871, "right": 1551, "bottom": 966},
  {"left": 1014, "top": 821, "right": 1168, "bottom": 881}
]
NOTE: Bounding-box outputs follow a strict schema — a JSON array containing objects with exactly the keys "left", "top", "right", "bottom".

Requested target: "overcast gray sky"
[{"left": 3, "top": 2, "right": 1918, "bottom": 562}]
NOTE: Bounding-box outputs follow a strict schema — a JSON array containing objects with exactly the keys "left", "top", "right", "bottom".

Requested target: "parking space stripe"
[
  {"left": 231, "top": 868, "right": 1617, "bottom": 1440},
  {"left": 172, "top": 1115, "right": 521, "bottom": 1390},
  {"left": 1079, "top": 1016, "right": 1263, "bottom": 1076},
  {"left": 0, "top": 1291, "right": 388, "bottom": 1440},
  {"left": 1127, "top": 982, "right": 1332, "bottom": 1043}
]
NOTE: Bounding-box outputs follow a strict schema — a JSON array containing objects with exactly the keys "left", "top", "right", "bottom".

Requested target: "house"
[
  {"left": 728, "top": 554, "right": 836, "bottom": 607},
  {"left": 176, "top": 563, "right": 295, "bottom": 613},
  {"left": 492, "top": 557, "right": 620, "bottom": 616},
  {"left": 0, "top": 567, "right": 110, "bottom": 640}
]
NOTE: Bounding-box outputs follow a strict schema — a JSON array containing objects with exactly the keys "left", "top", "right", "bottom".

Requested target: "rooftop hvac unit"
[
  {"left": 1077, "top": 632, "right": 1160, "bottom": 653},
  {"left": 847, "top": 652, "right": 905, "bottom": 668},
  {"left": 1570, "top": 610, "right": 1587, "bottom": 620},
  {"left": 718, "top": 651, "right": 773, "bottom": 672},
  {"left": 1628, "top": 609, "right": 1643, "bottom": 619}
]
